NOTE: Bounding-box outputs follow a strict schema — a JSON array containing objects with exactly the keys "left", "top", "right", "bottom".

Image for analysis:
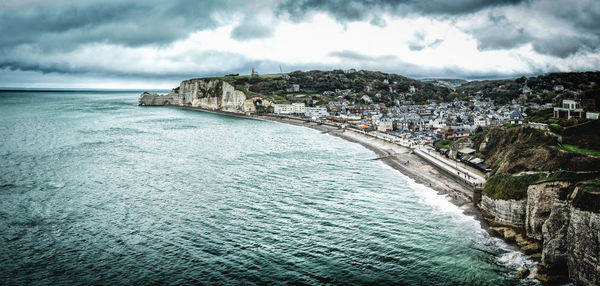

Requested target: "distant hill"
[
  {"left": 211, "top": 70, "right": 600, "bottom": 106},
  {"left": 455, "top": 71, "right": 600, "bottom": 105},
  {"left": 220, "top": 69, "right": 451, "bottom": 105}
]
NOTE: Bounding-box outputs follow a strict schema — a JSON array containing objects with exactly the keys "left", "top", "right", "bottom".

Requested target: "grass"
[
  {"left": 545, "top": 170, "right": 579, "bottom": 181},
  {"left": 434, "top": 139, "right": 453, "bottom": 149},
  {"left": 558, "top": 144, "right": 600, "bottom": 156},
  {"left": 579, "top": 178, "right": 600, "bottom": 193},
  {"left": 234, "top": 84, "right": 289, "bottom": 104},
  {"left": 483, "top": 173, "right": 546, "bottom": 200},
  {"left": 572, "top": 178, "right": 600, "bottom": 213}
]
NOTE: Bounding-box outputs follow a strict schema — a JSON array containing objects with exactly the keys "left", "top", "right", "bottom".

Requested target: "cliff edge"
[
  {"left": 472, "top": 126, "right": 600, "bottom": 285},
  {"left": 139, "top": 78, "right": 273, "bottom": 114}
]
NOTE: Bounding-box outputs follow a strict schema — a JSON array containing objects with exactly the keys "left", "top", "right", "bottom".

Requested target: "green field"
[{"left": 558, "top": 144, "right": 600, "bottom": 156}]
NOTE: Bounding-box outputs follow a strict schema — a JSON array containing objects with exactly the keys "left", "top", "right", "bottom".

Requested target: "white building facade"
[
  {"left": 292, "top": 102, "right": 306, "bottom": 114},
  {"left": 305, "top": 107, "right": 328, "bottom": 118},
  {"left": 274, "top": 104, "right": 294, "bottom": 114}
]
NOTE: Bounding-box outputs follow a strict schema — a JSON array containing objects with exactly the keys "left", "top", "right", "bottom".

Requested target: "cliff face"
[
  {"left": 541, "top": 188, "right": 600, "bottom": 285},
  {"left": 566, "top": 205, "right": 600, "bottom": 285},
  {"left": 139, "top": 78, "right": 273, "bottom": 114},
  {"left": 481, "top": 195, "right": 526, "bottom": 227},
  {"left": 483, "top": 180, "right": 600, "bottom": 285},
  {"left": 526, "top": 181, "right": 570, "bottom": 241}
]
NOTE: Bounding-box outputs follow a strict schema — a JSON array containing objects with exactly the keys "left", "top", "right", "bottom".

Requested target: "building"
[
  {"left": 305, "top": 107, "right": 328, "bottom": 118},
  {"left": 508, "top": 110, "right": 524, "bottom": 124},
  {"left": 553, "top": 99, "right": 584, "bottom": 119},
  {"left": 251, "top": 68, "right": 259, "bottom": 77},
  {"left": 292, "top": 102, "right": 305, "bottom": 114},
  {"left": 377, "top": 118, "right": 394, "bottom": 132},
  {"left": 286, "top": 84, "right": 301, "bottom": 93},
  {"left": 474, "top": 116, "right": 487, "bottom": 127},
  {"left": 440, "top": 126, "right": 470, "bottom": 140},
  {"left": 274, "top": 104, "right": 293, "bottom": 114},
  {"left": 587, "top": 111, "right": 599, "bottom": 120}
]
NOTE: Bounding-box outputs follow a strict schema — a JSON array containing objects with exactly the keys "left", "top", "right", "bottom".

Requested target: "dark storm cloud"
[
  {"left": 0, "top": 49, "right": 255, "bottom": 79},
  {"left": 0, "top": 0, "right": 599, "bottom": 84},
  {"left": 467, "top": 1, "right": 600, "bottom": 58},
  {"left": 406, "top": 31, "right": 443, "bottom": 51},
  {"left": 535, "top": 1, "right": 600, "bottom": 57},
  {"left": 277, "top": 0, "right": 600, "bottom": 59},
  {"left": 276, "top": 0, "right": 526, "bottom": 22},
  {"left": 468, "top": 13, "right": 532, "bottom": 51},
  {"left": 230, "top": 15, "right": 275, "bottom": 41},
  {"left": 0, "top": 0, "right": 236, "bottom": 49}
]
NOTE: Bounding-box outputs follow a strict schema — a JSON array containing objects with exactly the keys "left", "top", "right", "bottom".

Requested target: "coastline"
[
  {"left": 257, "top": 115, "right": 485, "bottom": 220},
  {"left": 168, "top": 105, "right": 489, "bottom": 226},
  {"left": 158, "top": 106, "right": 552, "bottom": 277}
]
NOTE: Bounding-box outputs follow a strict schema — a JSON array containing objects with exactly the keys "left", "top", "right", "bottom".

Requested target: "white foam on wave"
[{"left": 388, "top": 165, "right": 541, "bottom": 280}]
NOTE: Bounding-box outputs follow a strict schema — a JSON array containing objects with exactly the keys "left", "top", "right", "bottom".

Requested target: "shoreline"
[
  {"left": 159, "top": 106, "right": 552, "bottom": 277},
  {"left": 165, "top": 106, "right": 533, "bottom": 246},
  {"left": 257, "top": 115, "right": 487, "bottom": 221},
  {"left": 169, "top": 105, "right": 491, "bottom": 225}
]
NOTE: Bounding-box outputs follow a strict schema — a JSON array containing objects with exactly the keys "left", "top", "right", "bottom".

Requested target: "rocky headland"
[{"left": 139, "top": 78, "right": 274, "bottom": 114}]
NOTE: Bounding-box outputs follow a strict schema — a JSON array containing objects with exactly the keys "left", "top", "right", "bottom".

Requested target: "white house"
[
  {"left": 377, "top": 118, "right": 394, "bottom": 132},
  {"left": 553, "top": 99, "right": 584, "bottom": 119}
]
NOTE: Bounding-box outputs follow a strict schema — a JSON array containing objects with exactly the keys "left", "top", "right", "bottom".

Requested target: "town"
[{"left": 265, "top": 73, "right": 599, "bottom": 178}]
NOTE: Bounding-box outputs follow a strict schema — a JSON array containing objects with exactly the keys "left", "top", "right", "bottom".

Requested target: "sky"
[{"left": 1, "top": 0, "right": 599, "bottom": 89}]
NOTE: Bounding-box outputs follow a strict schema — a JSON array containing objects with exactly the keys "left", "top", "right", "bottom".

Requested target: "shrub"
[
  {"left": 549, "top": 124, "right": 564, "bottom": 135},
  {"left": 434, "top": 139, "right": 452, "bottom": 149},
  {"left": 483, "top": 173, "right": 546, "bottom": 200},
  {"left": 572, "top": 178, "right": 600, "bottom": 213}
]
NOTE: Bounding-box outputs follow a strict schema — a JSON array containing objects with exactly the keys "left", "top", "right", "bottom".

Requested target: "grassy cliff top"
[
  {"left": 472, "top": 126, "right": 600, "bottom": 175},
  {"left": 483, "top": 171, "right": 600, "bottom": 201}
]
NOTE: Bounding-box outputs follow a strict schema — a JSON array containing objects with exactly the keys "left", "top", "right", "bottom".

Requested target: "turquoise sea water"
[{"left": 0, "top": 90, "right": 536, "bottom": 285}]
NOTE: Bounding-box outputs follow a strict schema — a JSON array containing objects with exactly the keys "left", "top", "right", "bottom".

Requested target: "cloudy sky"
[{"left": 1, "top": 0, "right": 599, "bottom": 89}]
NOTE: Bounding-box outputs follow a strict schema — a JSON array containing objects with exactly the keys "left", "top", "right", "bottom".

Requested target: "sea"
[{"left": 0, "top": 90, "right": 538, "bottom": 285}]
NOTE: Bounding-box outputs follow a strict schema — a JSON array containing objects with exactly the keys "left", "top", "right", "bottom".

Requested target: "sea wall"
[{"left": 139, "top": 78, "right": 273, "bottom": 113}]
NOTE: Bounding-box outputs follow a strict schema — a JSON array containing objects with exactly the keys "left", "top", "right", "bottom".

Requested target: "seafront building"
[
  {"left": 305, "top": 107, "right": 328, "bottom": 118},
  {"left": 274, "top": 102, "right": 306, "bottom": 115}
]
